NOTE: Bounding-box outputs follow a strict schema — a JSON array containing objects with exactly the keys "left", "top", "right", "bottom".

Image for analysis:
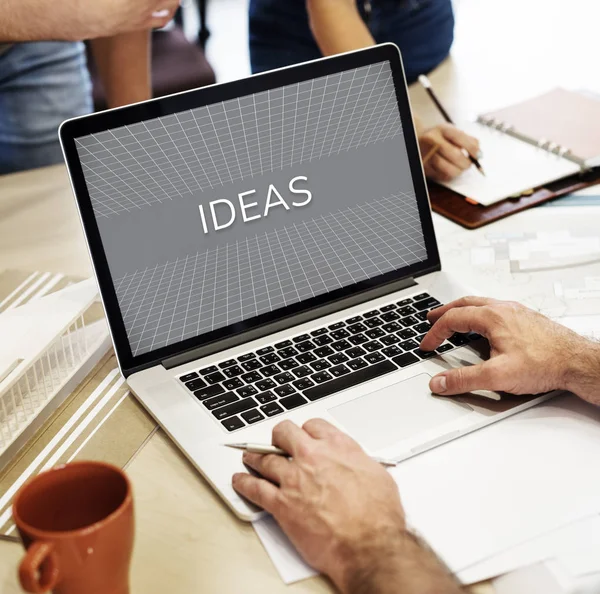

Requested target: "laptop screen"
[{"left": 74, "top": 59, "right": 428, "bottom": 358}]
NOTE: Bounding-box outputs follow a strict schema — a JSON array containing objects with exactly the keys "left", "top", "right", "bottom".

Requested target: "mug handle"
[{"left": 19, "top": 541, "right": 60, "bottom": 593}]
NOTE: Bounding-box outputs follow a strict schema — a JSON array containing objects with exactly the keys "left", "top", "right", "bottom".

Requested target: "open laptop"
[{"left": 60, "top": 44, "right": 554, "bottom": 521}]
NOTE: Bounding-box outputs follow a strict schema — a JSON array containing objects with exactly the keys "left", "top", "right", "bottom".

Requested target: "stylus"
[{"left": 225, "top": 443, "right": 398, "bottom": 467}]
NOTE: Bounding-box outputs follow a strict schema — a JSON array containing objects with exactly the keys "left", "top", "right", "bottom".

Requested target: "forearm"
[
  {"left": 337, "top": 530, "right": 463, "bottom": 594},
  {"left": 0, "top": 0, "right": 79, "bottom": 41},
  {"left": 563, "top": 340, "right": 600, "bottom": 405},
  {"left": 90, "top": 31, "right": 151, "bottom": 108}
]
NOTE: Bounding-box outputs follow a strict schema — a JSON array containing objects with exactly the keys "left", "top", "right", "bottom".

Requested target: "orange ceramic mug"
[{"left": 12, "top": 461, "right": 134, "bottom": 594}]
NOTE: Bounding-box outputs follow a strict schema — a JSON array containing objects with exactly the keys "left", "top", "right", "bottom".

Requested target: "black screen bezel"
[{"left": 60, "top": 44, "right": 441, "bottom": 375}]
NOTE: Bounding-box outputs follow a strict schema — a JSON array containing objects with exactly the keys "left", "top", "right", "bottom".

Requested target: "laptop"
[{"left": 60, "top": 44, "right": 553, "bottom": 521}]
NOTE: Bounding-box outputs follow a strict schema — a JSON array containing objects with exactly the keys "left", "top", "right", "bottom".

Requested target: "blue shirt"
[{"left": 249, "top": 0, "right": 455, "bottom": 83}]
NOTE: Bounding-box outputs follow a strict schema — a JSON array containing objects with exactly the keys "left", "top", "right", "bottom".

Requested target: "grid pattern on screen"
[
  {"left": 75, "top": 61, "right": 402, "bottom": 218},
  {"left": 115, "top": 191, "right": 426, "bottom": 356}
]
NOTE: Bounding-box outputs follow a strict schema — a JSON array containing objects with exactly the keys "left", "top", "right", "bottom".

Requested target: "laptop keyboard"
[{"left": 177, "top": 293, "right": 480, "bottom": 432}]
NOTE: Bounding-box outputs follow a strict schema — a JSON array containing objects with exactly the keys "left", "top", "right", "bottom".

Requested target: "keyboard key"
[
  {"left": 257, "top": 346, "right": 274, "bottom": 356},
  {"left": 193, "top": 385, "right": 225, "bottom": 400},
  {"left": 416, "top": 334, "right": 427, "bottom": 343},
  {"left": 398, "top": 306, "right": 416, "bottom": 317},
  {"left": 297, "top": 352, "right": 317, "bottom": 364},
  {"left": 348, "top": 333, "right": 368, "bottom": 345},
  {"left": 184, "top": 378, "right": 207, "bottom": 392},
  {"left": 413, "top": 297, "right": 442, "bottom": 311},
  {"left": 219, "top": 359, "right": 237, "bottom": 369},
  {"left": 347, "top": 357, "right": 368, "bottom": 371},
  {"left": 241, "top": 371, "right": 262, "bottom": 383},
  {"left": 364, "top": 317, "right": 383, "bottom": 328},
  {"left": 414, "top": 322, "right": 431, "bottom": 334},
  {"left": 365, "top": 352, "right": 385, "bottom": 364},
  {"left": 363, "top": 340, "right": 383, "bottom": 353},
  {"left": 331, "top": 339, "right": 352, "bottom": 352},
  {"left": 381, "top": 334, "right": 401, "bottom": 346},
  {"left": 347, "top": 346, "right": 367, "bottom": 358},
  {"left": 396, "top": 298, "right": 413, "bottom": 306},
  {"left": 256, "top": 391, "right": 277, "bottom": 404},
  {"left": 381, "top": 311, "right": 400, "bottom": 322},
  {"left": 238, "top": 353, "right": 256, "bottom": 362},
  {"left": 397, "top": 328, "right": 417, "bottom": 340},
  {"left": 416, "top": 349, "right": 436, "bottom": 359},
  {"left": 382, "top": 322, "right": 401, "bottom": 334},
  {"left": 329, "top": 322, "right": 345, "bottom": 330},
  {"left": 256, "top": 378, "right": 276, "bottom": 391},
  {"left": 223, "top": 378, "right": 244, "bottom": 391},
  {"left": 274, "top": 385, "right": 295, "bottom": 397},
  {"left": 205, "top": 371, "right": 226, "bottom": 384},
  {"left": 204, "top": 392, "right": 239, "bottom": 411},
  {"left": 213, "top": 397, "right": 258, "bottom": 420},
  {"left": 241, "top": 409, "right": 264, "bottom": 424},
  {"left": 274, "top": 372, "right": 295, "bottom": 385},
  {"left": 363, "top": 310, "right": 380, "bottom": 318},
  {"left": 280, "top": 393, "right": 308, "bottom": 410},
  {"left": 200, "top": 366, "right": 218, "bottom": 375},
  {"left": 223, "top": 365, "right": 244, "bottom": 378},
  {"left": 293, "top": 378, "right": 315, "bottom": 390},
  {"left": 275, "top": 340, "right": 293, "bottom": 349},
  {"left": 413, "top": 293, "right": 429, "bottom": 301},
  {"left": 414, "top": 311, "right": 430, "bottom": 322},
  {"left": 311, "top": 328, "right": 328, "bottom": 337},
  {"left": 347, "top": 322, "right": 368, "bottom": 334},
  {"left": 330, "top": 364, "right": 351, "bottom": 378},
  {"left": 260, "top": 364, "right": 280, "bottom": 377},
  {"left": 331, "top": 329, "right": 350, "bottom": 340},
  {"left": 292, "top": 365, "right": 312, "bottom": 378},
  {"left": 293, "top": 334, "right": 311, "bottom": 343},
  {"left": 311, "top": 359, "right": 331, "bottom": 372},
  {"left": 346, "top": 316, "right": 363, "bottom": 324},
  {"left": 399, "top": 339, "right": 419, "bottom": 351},
  {"left": 279, "top": 346, "right": 299, "bottom": 359},
  {"left": 315, "top": 345, "right": 335, "bottom": 358},
  {"left": 437, "top": 343, "right": 454, "bottom": 353},
  {"left": 392, "top": 352, "right": 420, "bottom": 367},
  {"left": 241, "top": 359, "right": 261, "bottom": 371},
  {"left": 365, "top": 328, "right": 385, "bottom": 339},
  {"left": 304, "top": 360, "right": 396, "bottom": 401},
  {"left": 468, "top": 333, "right": 483, "bottom": 341},
  {"left": 222, "top": 416, "right": 245, "bottom": 432},
  {"left": 280, "top": 358, "right": 300, "bottom": 370},
  {"left": 329, "top": 353, "right": 349, "bottom": 365},
  {"left": 237, "top": 385, "right": 258, "bottom": 398},
  {"left": 296, "top": 340, "right": 316, "bottom": 353},
  {"left": 180, "top": 372, "right": 199, "bottom": 383},
  {"left": 449, "top": 333, "right": 470, "bottom": 346},
  {"left": 261, "top": 402, "right": 284, "bottom": 417},
  {"left": 312, "top": 371, "right": 333, "bottom": 384},
  {"left": 380, "top": 304, "right": 396, "bottom": 312},
  {"left": 382, "top": 345, "right": 402, "bottom": 358},
  {"left": 260, "top": 353, "right": 280, "bottom": 365},
  {"left": 399, "top": 316, "right": 418, "bottom": 328},
  {"left": 313, "top": 335, "right": 334, "bottom": 346}
]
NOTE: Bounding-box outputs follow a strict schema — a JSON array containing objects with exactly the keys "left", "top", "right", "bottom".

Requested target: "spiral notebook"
[{"left": 437, "top": 88, "right": 600, "bottom": 207}]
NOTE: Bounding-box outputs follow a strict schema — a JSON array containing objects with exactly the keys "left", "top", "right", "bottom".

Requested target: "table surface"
[{"left": 1, "top": 0, "right": 598, "bottom": 591}]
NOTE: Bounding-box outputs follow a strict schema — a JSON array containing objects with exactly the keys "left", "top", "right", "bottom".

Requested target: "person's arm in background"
[
  {"left": 90, "top": 31, "right": 152, "bottom": 108},
  {"left": 305, "top": 0, "right": 480, "bottom": 182}
]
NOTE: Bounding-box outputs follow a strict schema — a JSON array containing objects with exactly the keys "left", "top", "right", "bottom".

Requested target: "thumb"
[{"left": 430, "top": 362, "right": 496, "bottom": 396}]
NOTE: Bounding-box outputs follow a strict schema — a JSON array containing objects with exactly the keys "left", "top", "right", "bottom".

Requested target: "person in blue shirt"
[{"left": 249, "top": 0, "right": 480, "bottom": 182}]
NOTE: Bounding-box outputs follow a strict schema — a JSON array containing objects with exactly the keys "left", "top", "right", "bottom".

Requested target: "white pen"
[{"left": 225, "top": 442, "right": 397, "bottom": 468}]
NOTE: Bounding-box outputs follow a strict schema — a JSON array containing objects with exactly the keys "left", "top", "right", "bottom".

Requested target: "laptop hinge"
[{"left": 161, "top": 276, "right": 418, "bottom": 370}]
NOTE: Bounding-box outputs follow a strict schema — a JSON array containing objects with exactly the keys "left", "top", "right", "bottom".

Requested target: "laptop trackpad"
[{"left": 329, "top": 374, "right": 473, "bottom": 452}]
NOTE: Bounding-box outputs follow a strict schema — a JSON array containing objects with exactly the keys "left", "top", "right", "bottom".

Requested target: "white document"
[
  {"left": 437, "top": 122, "right": 580, "bottom": 206},
  {"left": 255, "top": 394, "right": 600, "bottom": 585}
]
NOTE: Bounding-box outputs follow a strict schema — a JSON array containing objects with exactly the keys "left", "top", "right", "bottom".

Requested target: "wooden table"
[{"left": 0, "top": 0, "right": 597, "bottom": 590}]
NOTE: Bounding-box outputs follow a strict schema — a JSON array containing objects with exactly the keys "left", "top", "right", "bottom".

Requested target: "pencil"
[
  {"left": 418, "top": 74, "right": 485, "bottom": 176},
  {"left": 225, "top": 443, "right": 398, "bottom": 468}
]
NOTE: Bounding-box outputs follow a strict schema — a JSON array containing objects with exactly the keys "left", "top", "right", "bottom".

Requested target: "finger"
[
  {"left": 437, "top": 140, "right": 471, "bottom": 170},
  {"left": 429, "top": 360, "right": 502, "bottom": 395},
  {"left": 430, "top": 156, "right": 462, "bottom": 181},
  {"left": 242, "top": 452, "right": 293, "bottom": 484},
  {"left": 302, "top": 418, "right": 342, "bottom": 440},
  {"left": 271, "top": 420, "right": 312, "bottom": 457},
  {"left": 441, "top": 125, "right": 480, "bottom": 157},
  {"left": 232, "top": 473, "right": 282, "bottom": 513},
  {"left": 427, "top": 296, "right": 499, "bottom": 323},
  {"left": 420, "top": 306, "right": 489, "bottom": 351}
]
